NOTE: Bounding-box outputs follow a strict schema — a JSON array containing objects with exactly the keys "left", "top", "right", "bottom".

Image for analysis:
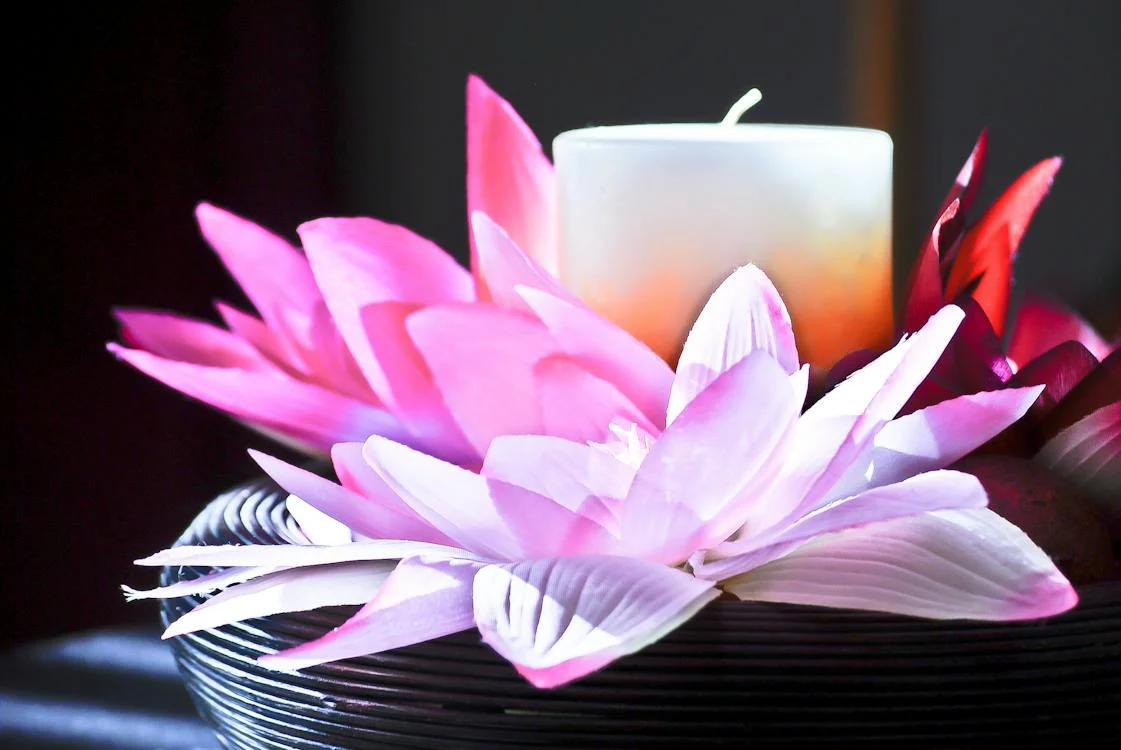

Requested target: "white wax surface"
[{"left": 553, "top": 123, "right": 894, "bottom": 369}]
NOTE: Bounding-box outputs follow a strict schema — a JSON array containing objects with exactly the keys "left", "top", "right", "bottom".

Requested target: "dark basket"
[{"left": 160, "top": 475, "right": 1121, "bottom": 749}]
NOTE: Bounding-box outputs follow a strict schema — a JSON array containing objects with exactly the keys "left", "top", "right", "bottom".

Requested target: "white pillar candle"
[{"left": 553, "top": 90, "right": 893, "bottom": 370}]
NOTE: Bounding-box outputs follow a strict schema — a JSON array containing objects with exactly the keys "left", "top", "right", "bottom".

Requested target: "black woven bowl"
[{"left": 160, "top": 475, "right": 1121, "bottom": 749}]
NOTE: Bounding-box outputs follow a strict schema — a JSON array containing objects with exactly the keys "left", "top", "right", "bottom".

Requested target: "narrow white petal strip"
[
  {"left": 122, "top": 565, "right": 280, "bottom": 601},
  {"left": 260, "top": 556, "right": 481, "bottom": 670},
  {"left": 163, "top": 561, "right": 393, "bottom": 638},
  {"left": 474, "top": 556, "right": 719, "bottom": 688},
  {"left": 697, "top": 470, "right": 989, "bottom": 581},
  {"left": 824, "top": 386, "right": 1044, "bottom": 503},
  {"left": 724, "top": 509, "right": 1076, "bottom": 621},
  {"left": 136, "top": 540, "right": 474, "bottom": 568},
  {"left": 287, "top": 495, "right": 352, "bottom": 545},
  {"left": 668, "top": 266, "right": 799, "bottom": 424}
]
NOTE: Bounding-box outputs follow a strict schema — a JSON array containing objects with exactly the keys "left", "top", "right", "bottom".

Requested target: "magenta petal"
[
  {"left": 482, "top": 434, "right": 632, "bottom": 530},
  {"left": 669, "top": 266, "right": 799, "bottom": 424},
  {"left": 163, "top": 561, "right": 392, "bottom": 639},
  {"left": 114, "top": 309, "right": 274, "bottom": 371},
  {"left": 466, "top": 75, "right": 556, "bottom": 284},
  {"left": 700, "top": 470, "right": 989, "bottom": 581},
  {"left": 474, "top": 556, "right": 718, "bottom": 688},
  {"left": 108, "top": 344, "right": 406, "bottom": 451},
  {"left": 363, "top": 436, "right": 615, "bottom": 560},
  {"left": 260, "top": 557, "right": 481, "bottom": 671},
  {"left": 519, "top": 288, "right": 674, "bottom": 430},
  {"left": 1006, "top": 340, "right": 1099, "bottom": 422},
  {"left": 536, "top": 356, "right": 654, "bottom": 445},
  {"left": 215, "top": 302, "right": 309, "bottom": 375},
  {"left": 622, "top": 352, "right": 800, "bottom": 564},
  {"left": 408, "top": 304, "right": 557, "bottom": 456},
  {"left": 470, "top": 211, "right": 579, "bottom": 313},
  {"left": 196, "top": 202, "right": 322, "bottom": 323},
  {"left": 1008, "top": 295, "right": 1112, "bottom": 366},
  {"left": 251, "top": 450, "right": 449, "bottom": 544},
  {"left": 902, "top": 199, "right": 960, "bottom": 334},
  {"left": 298, "top": 216, "right": 473, "bottom": 404}
]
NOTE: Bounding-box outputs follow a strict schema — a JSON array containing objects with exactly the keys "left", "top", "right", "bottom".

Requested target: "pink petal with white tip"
[
  {"left": 470, "top": 211, "right": 580, "bottom": 313},
  {"left": 298, "top": 217, "right": 474, "bottom": 405},
  {"left": 467, "top": 75, "right": 556, "bottom": 283},
  {"left": 260, "top": 556, "right": 482, "bottom": 671},
  {"left": 474, "top": 556, "right": 719, "bottom": 689},
  {"left": 519, "top": 287, "right": 674, "bottom": 430},
  {"left": 536, "top": 356, "right": 654, "bottom": 445},
  {"left": 669, "top": 266, "right": 799, "bottom": 424},
  {"left": 114, "top": 309, "right": 274, "bottom": 371},
  {"left": 164, "top": 561, "right": 393, "bottom": 639},
  {"left": 724, "top": 509, "right": 1076, "bottom": 621},
  {"left": 482, "top": 434, "right": 632, "bottom": 531},
  {"left": 195, "top": 202, "right": 322, "bottom": 323},
  {"left": 363, "top": 436, "right": 614, "bottom": 560},
  {"left": 252, "top": 450, "right": 450, "bottom": 545},
  {"left": 408, "top": 303, "right": 557, "bottom": 456},
  {"left": 622, "top": 352, "right": 801, "bottom": 564},
  {"left": 824, "top": 386, "right": 1044, "bottom": 502},
  {"left": 108, "top": 344, "right": 406, "bottom": 451},
  {"left": 697, "top": 470, "right": 989, "bottom": 581}
]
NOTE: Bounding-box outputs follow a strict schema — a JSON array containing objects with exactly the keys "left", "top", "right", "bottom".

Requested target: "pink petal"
[
  {"left": 356, "top": 302, "right": 474, "bottom": 462},
  {"left": 466, "top": 75, "right": 556, "bottom": 287},
  {"left": 519, "top": 287, "right": 674, "bottom": 430},
  {"left": 363, "top": 436, "right": 615, "bottom": 560},
  {"left": 901, "top": 199, "right": 959, "bottom": 334},
  {"left": 1008, "top": 295, "right": 1112, "bottom": 366},
  {"left": 470, "top": 211, "right": 580, "bottom": 313},
  {"left": 135, "top": 539, "right": 473, "bottom": 568},
  {"left": 407, "top": 304, "right": 556, "bottom": 456},
  {"left": 123, "top": 565, "right": 281, "bottom": 601},
  {"left": 195, "top": 203, "right": 321, "bottom": 321},
  {"left": 536, "top": 356, "right": 654, "bottom": 445},
  {"left": 937, "top": 131, "right": 989, "bottom": 273},
  {"left": 260, "top": 556, "right": 481, "bottom": 671},
  {"left": 621, "top": 352, "right": 801, "bottom": 564},
  {"left": 298, "top": 216, "right": 474, "bottom": 405},
  {"left": 724, "top": 509, "right": 1076, "bottom": 621},
  {"left": 826, "top": 386, "right": 1044, "bottom": 502},
  {"left": 163, "top": 561, "right": 392, "bottom": 639},
  {"left": 668, "top": 266, "right": 799, "bottom": 425},
  {"left": 1037, "top": 402, "right": 1121, "bottom": 529},
  {"left": 114, "top": 309, "right": 274, "bottom": 371},
  {"left": 108, "top": 344, "right": 406, "bottom": 451},
  {"left": 473, "top": 556, "right": 719, "bottom": 688},
  {"left": 216, "top": 302, "right": 309, "bottom": 376},
  {"left": 252, "top": 451, "right": 448, "bottom": 544},
  {"left": 698, "top": 470, "right": 989, "bottom": 581},
  {"left": 482, "top": 434, "right": 632, "bottom": 530}
]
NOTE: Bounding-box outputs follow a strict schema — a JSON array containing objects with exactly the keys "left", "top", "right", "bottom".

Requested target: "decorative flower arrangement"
[{"left": 116, "top": 76, "right": 1118, "bottom": 690}]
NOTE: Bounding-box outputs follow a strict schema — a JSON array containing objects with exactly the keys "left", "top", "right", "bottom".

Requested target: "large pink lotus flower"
[
  {"left": 109, "top": 76, "right": 565, "bottom": 462},
  {"left": 130, "top": 266, "right": 1072, "bottom": 689}
]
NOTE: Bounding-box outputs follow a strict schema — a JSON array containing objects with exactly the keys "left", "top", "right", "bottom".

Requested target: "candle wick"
[{"left": 720, "top": 88, "right": 763, "bottom": 126}]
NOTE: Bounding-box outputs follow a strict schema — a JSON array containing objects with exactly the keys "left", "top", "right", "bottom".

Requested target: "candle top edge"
[{"left": 555, "top": 123, "right": 891, "bottom": 146}]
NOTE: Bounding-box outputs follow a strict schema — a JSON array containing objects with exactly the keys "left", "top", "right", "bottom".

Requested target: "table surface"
[{"left": 0, "top": 626, "right": 221, "bottom": 750}]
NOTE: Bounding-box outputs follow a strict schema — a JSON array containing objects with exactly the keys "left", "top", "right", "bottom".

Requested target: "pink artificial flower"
[
  {"left": 110, "top": 76, "right": 568, "bottom": 462},
  {"left": 131, "top": 267, "right": 1072, "bottom": 688}
]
